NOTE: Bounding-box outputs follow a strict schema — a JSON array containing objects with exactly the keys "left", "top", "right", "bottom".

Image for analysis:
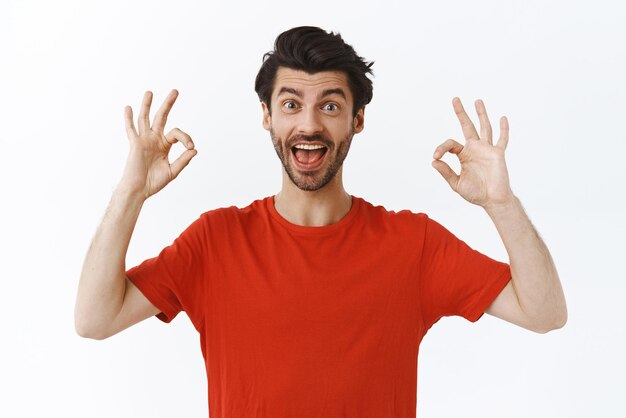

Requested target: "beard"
[{"left": 270, "top": 127, "right": 354, "bottom": 192}]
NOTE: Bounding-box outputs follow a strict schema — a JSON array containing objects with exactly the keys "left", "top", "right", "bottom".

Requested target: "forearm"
[
  {"left": 74, "top": 183, "right": 146, "bottom": 338},
  {"left": 485, "top": 196, "right": 567, "bottom": 331}
]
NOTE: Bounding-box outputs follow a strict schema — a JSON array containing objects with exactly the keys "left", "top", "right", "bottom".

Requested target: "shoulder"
[
  {"left": 354, "top": 197, "right": 437, "bottom": 254},
  {"left": 358, "top": 198, "right": 454, "bottom": 238},
  {"left": 356, "top": 196, "right": 430, "bottom": 229},
  {"left": 198, "top": 196, "right": 272, "bottom": 228}
]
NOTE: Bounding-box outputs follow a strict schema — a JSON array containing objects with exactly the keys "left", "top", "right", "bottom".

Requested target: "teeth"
[{"left": 294, "top": 144, "right": 325, "bottom": 150}]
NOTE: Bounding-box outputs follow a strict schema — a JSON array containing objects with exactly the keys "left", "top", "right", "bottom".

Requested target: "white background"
[{"left": 2, "top": 0, "right": 625, "bottom": 417}]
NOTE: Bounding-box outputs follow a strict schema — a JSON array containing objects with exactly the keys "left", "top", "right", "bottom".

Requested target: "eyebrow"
[{"left": 277, "top": 87, "right": 347, "bottom": 101}]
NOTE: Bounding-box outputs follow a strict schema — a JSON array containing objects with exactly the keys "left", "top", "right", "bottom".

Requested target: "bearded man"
[{"left": 75, "top": 26, "right": 567, "bottom": 418}]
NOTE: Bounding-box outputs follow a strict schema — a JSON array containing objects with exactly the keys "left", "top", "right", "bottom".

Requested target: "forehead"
[{"left": 272, "top": 67, "right": 351, "bottom": 100}]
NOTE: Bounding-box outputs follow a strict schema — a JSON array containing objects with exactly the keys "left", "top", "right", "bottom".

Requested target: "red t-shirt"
[{"left": 126, "top": 195, "right": 511, "bottom": 418}]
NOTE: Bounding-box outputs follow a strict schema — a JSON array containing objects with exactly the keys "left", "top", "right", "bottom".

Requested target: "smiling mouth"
[
  {"left": 290, "top": 145, "right": 328, "bottom": 170},
  {"left": 291, "top": 146, "right": 327, "bottom": 163}
]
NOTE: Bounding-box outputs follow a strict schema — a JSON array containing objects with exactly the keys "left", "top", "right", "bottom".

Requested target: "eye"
[
  {"left": 283, "top": 101, "right": 298, "bottom": 110},
  {"left": 323, "top": 103, "right": 338, "bottom": 112}
]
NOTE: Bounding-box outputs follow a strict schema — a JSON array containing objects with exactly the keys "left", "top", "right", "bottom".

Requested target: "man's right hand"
[{"left": 120, "top": 89, "right": 197, "bottom": 199}]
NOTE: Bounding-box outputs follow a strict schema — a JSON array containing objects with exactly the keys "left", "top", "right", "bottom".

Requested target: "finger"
[
  {"left": 138, "top": 91, "right": 153, "bottom": 134},
  {"left": 124, "top": 106, "right": 138, "bottom": 139},
  {"left": 475, "top": 99, "right": 493, "bottom": 145},
  {"left": 170, "top": 149, "right": 198, "bottom": 179},
  {"left": 152, "top": 89, "right": 179, "bottom": 133},
  {"left": 165, "top": 128, "right": 195, "bottom": 150},
  {"left": 496, "top": 116, "right": 509, "bottom": 150},
  {"left": 431, "top": 159, "right": 459, "bottom": 191},
  {"left": 433, "top": 138, "right": 464, "bottom": 159},
  {"left": 452, "top": 97, "right": 479, "bottom": 141}
]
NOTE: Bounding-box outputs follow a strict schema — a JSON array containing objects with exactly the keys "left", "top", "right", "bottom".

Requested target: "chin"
[{"left": 287, "top": 166, "right": 339, "bottom": 192}]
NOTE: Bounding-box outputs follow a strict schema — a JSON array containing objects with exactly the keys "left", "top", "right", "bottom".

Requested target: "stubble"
[{"left": 270, "top": 128, "right": 354, "bottom": 192}]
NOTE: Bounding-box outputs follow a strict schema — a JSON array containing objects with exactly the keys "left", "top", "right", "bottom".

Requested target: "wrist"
[
  {"left": 115, "top": 181, "right": 148, "bottom": 204},
  {"left": 483, "top": 194, "right": 519, "bottom": 217}
]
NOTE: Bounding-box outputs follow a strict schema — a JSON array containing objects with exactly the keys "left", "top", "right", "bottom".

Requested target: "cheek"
[
  {"left": 270, "top": 120, "right": 292, "bottom": 138},
  {"left": 329, "top": 118, "right": 353, "bottom": 135}
]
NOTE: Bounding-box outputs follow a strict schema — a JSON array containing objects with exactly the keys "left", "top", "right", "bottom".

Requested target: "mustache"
[{"left": 287, "top": 134, "right": 333, "bottom": 149}]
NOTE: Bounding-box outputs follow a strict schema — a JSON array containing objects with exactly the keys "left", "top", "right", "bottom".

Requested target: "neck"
[{"left": 274, "top": 168, "right": 352, "bottom": 227}]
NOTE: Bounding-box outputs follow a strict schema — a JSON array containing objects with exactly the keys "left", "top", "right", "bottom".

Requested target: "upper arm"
[
  {"left": 485, "top": 279, "right": 541, "bottom": 332},
  {"left": 102, "top": 277, "right": 161, "bottom": 339}
]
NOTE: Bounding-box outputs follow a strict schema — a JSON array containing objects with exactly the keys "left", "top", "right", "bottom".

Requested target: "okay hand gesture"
[
  {"left": 120, "top": 89, "right": 197, "bottom": 199},
  {"left": 432, "top": 97, "right": 514, "bottom": 210}
]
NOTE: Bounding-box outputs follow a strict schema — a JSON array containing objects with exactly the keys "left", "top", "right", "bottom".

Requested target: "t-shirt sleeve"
[
  {"left": 125, "top": 213, "right": 208, "bottom": 331},
  {"left": 418, "top": 214, "right": 511, "bottom": 330}
]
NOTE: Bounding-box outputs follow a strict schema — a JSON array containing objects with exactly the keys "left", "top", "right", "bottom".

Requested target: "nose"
[{"left": 296, "top": 106, "right": 323, "bottom": 135}]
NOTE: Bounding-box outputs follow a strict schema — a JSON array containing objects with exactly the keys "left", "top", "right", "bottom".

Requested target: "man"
[{"left": 75, "top": 26, "right": 567, "bottom": 417}]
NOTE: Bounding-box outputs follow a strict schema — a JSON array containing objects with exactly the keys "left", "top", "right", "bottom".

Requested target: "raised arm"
[
  {"left": 431, "top": 97, "right": 567, "bottom": 333},
  {"left": 74, "top": 89, "right": 197, "bottom": 340}
]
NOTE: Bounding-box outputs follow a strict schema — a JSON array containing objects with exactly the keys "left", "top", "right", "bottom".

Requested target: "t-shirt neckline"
[{"left": 265, "top": 194, "right": 362, "bottom": 235}]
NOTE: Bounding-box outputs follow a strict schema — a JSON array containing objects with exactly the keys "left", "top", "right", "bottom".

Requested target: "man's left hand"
[{"left": 432, "top": 97, "right": 515, "bottom": 210}]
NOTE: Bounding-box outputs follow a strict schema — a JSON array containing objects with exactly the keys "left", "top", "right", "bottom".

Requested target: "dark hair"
[{"left": 254, "top": 26, "right": 374, "bottom": 118}]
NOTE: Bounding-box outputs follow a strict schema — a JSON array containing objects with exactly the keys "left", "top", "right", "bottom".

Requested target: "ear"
[
  {"left": 261, "top": 101, "right": 271, "bottom": 131},
  {"left": 353, "top": 106, "right": 365, "bottom": 134}
]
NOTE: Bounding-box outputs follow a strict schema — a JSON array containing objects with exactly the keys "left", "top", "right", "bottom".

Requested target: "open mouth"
[{"left": 291, "top": 144, "right": 328, "bottom": 170}]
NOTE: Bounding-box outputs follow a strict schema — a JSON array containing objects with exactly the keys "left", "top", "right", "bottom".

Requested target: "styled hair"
[{"left": 254, "top": 26, "right": 374, "bottom": 118}]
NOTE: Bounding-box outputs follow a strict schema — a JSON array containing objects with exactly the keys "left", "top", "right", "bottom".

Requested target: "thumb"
[
  {"left": 431, "top": 159, "right": 459, "bottom": 190},
  {"left": 170, "top": 149, "right": 198, "bottom": 179}
]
